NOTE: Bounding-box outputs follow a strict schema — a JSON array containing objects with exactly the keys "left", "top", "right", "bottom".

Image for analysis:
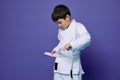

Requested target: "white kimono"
[{"left": 53, "top": 19, "right": 91, "bottom": 79}]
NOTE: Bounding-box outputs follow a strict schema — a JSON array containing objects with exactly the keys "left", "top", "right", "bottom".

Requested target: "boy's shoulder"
[
  {"left": 72, "top": 19, "right": 84, "bottom": 27},
  {"left": 72, "top": 19, "right": 83, "bottom": 26}
]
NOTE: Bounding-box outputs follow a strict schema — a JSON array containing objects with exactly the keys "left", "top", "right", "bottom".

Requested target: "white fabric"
[
  {"left": 53, "top": 19, "right": 91, "bottom": 74},
  {"left": 44, "top": 52, "right": 61, "bottom": 57},
  {"left": 54, "top": 72, "right": 82, "bottom": 80}
]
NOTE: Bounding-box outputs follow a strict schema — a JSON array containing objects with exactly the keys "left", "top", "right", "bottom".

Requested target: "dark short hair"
[{"left": 51, "top": 4, "right": 71, "bottom": 22}]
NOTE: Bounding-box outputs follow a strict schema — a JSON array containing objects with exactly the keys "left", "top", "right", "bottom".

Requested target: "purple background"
[{"left": 0, "top": 0, "right": 120, "bottom": 80}]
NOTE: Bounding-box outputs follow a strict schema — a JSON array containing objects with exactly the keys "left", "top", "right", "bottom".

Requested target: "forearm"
[
  {"left": 70, "top": 33, "right": 91, "bottom": 51},
  {"left": 53, "top": 42, "right": 62, "bottom": 52}
]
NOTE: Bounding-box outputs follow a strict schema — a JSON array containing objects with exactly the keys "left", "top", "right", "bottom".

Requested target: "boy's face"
[{"left": 56, "top": 15, "right": 71, "bottom": 30}]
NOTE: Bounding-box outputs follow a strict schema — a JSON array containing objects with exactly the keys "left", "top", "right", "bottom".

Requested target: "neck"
[{"left": 67, "top": 19, "right": 72, "bottom": 28}]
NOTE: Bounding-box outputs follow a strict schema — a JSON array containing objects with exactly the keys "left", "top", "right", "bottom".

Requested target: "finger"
[
  {"left": 51, "top": 50, "right": 56, "bottom": 55},
  {"left": 51, "top": 52, "right": 55, "bottom": 55},
  {"left": 63, "top": 46, "right": 66, "bottom": 51},
  {"left": 63, "top": 48, "right": 65, "bottom": 51}
]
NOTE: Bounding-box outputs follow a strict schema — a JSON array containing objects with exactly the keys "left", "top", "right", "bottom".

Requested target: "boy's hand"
[
  {"left": 51, "top": 50, "right": 57, "bottom": 55},
  {"left": 63, "top": 43, "right": 72, "bottom": 51}
]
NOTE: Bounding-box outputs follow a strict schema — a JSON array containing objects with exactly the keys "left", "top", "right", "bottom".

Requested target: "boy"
[{"left": 51, "top": 4, "right": 91, "bottom": 80}]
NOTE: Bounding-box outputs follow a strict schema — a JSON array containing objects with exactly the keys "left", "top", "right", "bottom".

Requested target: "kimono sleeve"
[
  {"left": 70, "top": 23, "right": 91, "bottom": 51},
  {"left": 53, "top": 29, "right": 62, "bottom": 52}
]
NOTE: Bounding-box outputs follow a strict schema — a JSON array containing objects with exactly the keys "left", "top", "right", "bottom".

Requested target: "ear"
[{"left": 65, "top": 15, "right": 71, "bottom": 20}]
